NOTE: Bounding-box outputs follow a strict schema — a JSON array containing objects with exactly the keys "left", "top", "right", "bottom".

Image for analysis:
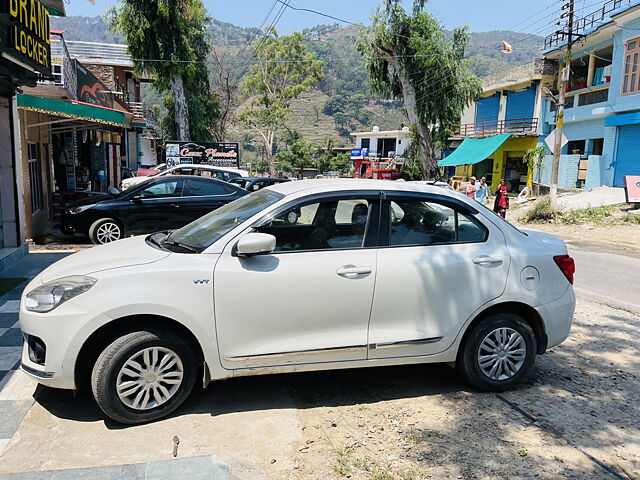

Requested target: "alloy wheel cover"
[
  {"left": 116, "top": 346, "right": 184, "bottom": 411},
  {"left": 477, "top": 327, "right": 526, "bottom": 381},
  {"left": 96, "top": 222, "right": 121, "bottom": 244}
]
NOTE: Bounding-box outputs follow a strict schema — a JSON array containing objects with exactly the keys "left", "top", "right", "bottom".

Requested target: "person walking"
[
  {"left": 475, "top": 176, "right": 488, "bottom": 205},
  {"left": 465, "top": 177, "right": 477, "bottom": 199},
  {"left": 493, "top": 179, "right": 509, "bottom": 218}
]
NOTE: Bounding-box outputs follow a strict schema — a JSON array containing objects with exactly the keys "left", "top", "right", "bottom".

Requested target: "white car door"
[
  {"left": 214, "top": 193, "right": 380, "bottom": 369},
  {"left": 367, "top": 194, "right": 510, "bottom": 359}
]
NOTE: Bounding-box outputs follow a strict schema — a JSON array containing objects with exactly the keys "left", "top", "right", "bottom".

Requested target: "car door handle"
[
  {"left": 336, "top": 265, "right": 372, "bottom": 276},
  {"left": 170, "top": 204, "right": 181, "bottom": 208},
  {"left": 473, "top": 256, "right": 503, "bottom": 265}
]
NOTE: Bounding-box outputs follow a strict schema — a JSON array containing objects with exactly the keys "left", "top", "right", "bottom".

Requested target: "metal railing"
[
  {"left": 545, "top": 0, "right": 633, "bottom": 49},
  {"left": 51, "top": 40, "right": 133, "bottom": 66},
  {"left": 457, "top": 118, "right": 539, "bottom": 137}
]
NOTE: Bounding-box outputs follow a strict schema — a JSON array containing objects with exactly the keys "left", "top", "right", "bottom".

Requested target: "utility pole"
[{"left": 550, "top": 0, "right": 575, "bottom": 207}]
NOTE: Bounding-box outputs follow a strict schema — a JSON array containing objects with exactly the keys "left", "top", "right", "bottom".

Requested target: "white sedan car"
[
  {"left": 121, "top": 165, "right": 249, "bottom": 190},
  {"left": 19, "top": 180, "right": 575, "bottom": 424}
]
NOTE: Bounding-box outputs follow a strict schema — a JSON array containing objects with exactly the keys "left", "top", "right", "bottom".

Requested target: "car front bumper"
[
  {"left": 19, "top": 297, "right": 112, "bottom": 390},
  {"left": 536, "top": 285, "right": 576, "bottom": 349}
]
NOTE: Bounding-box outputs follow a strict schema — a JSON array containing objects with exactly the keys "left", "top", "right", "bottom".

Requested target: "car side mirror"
[{"left": 236, "top": 233, "right": 276, "bottom": 257}]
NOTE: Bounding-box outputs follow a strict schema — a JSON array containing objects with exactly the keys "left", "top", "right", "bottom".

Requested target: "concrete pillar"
[
  {"left": 498, "top": 91, "right": 507, "bottom": 124},
  {"left": 587, "top": 51, "right": 596, "bottom": 87}
]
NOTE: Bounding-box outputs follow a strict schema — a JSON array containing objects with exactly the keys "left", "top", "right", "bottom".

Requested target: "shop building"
[
  {"left": 17, "top": 33, "right": 152, "bottom": 240},
  {"left": 350, "top": 126, "right": 411, "bottom": 179},
  {"left": 538, "top": 0, "right": 640, "bottom": 190},
  {"left": 0, "top": 0, "right": 60, "bottom": 260},
  {"left": 444, "top": 60, "right": 556, "bottom": 192}
]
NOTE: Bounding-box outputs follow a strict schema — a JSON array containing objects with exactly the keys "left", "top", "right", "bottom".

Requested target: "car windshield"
[{"left": 168, "top": 189, "right": 284, "bottom": 250}]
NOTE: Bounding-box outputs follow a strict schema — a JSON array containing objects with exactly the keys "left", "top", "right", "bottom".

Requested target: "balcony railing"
[
  {"left": 457, "top": 118, "right": 539, "bottom": 138},
  {"left": 545, "top": 0, "right": 633, "bottom": 49},
  {"left": 127, "top": 102, "right": 145, "bottom": 119}
]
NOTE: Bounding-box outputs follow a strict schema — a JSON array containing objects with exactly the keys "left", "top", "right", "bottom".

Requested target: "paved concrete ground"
[{"left": 557, "top": 186, "right": 627, "bottom": 210}]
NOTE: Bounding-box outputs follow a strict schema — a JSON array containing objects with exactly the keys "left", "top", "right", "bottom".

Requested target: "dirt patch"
[{"left": 285, "top": 297, "right": 639, "bottom": 479}]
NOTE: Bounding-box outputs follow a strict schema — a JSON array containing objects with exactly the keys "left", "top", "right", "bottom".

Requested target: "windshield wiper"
[{"left": 162, "top": 238, "right": 199, "bottom": 253}]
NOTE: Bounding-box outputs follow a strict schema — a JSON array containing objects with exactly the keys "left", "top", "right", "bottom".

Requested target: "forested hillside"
[{"left": 51, "top": 16, "right": 544, "bottom": 149}]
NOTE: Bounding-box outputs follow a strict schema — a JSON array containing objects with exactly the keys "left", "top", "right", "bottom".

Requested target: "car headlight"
[
  {"left": 24, "top": 276, "right": 97, "bottom": 313},
  {"left": 66, "top": 204, "right": 96, "bottom": 215}
]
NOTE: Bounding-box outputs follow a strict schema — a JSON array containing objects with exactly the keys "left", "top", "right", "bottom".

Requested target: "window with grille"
[
  {"left": 622, "top": 38, "right": 640, "bottom": 95},
  {"left": 28, "top": 143, "right": 43, "bottom": 214}
]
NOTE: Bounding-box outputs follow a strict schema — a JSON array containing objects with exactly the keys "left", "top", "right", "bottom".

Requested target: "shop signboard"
[
  {"left": 76, "top": 60, "right": 113, "bottom": 108},
  {"left": 0, "top": 0, "right": 52, "bottom": 77},
  {"left": 624, "top": 176, "right": 640, "bottom": 203},
  {"left": 165, "top": 141, "right": 240, "bottom": 168}
]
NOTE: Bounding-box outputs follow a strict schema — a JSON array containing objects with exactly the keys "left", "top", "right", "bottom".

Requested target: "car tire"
[
  {"left": 91, "top": 329, "right": 198, "bottom": 424},
  {"left": 457, "top": 313, "right": 536, "bottom": 392},
  {"left": 89, "top": 218, "right": 123, "bottom": 245}
]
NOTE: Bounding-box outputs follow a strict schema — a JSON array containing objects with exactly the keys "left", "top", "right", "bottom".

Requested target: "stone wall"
[{"left": 85, "top": 64, "right": 115, "bottom": 89}]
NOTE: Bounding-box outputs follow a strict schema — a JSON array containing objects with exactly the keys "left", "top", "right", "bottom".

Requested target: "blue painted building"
[{"left": 539, "top": 0, "right": 640, "bottom": 190}]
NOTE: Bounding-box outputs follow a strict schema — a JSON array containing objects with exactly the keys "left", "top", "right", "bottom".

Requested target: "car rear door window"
[
  {"left": 256, "top": 198, "right": 375, "bottom": 252},
  {"left": 188, "top": 179, "right": 233, "bottom": 196},
  {"left": 387, "top": 199, "right": 487, "bottom": 246}
]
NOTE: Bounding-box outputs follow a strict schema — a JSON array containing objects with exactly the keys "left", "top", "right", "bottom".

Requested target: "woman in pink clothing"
[{"left": 493, "top": 179, "right": 509, "bottom": 218}]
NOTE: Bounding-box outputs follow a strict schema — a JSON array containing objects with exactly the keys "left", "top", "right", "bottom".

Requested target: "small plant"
[
  {"left": 406, "top": 428, "right": 424, "bottom": 444},
  {"left": 332, "top": 445, "right": 354, "bottom": 477},
  {"left": 354, "top": 458, "right": 394, "bottom": 480},
  {"left": 522, "top": 196, "right": 558, "bottom": 223},
  {"left": 557, "top": 205, "right": 615, "bottom": 225},
  {"left": 401, "top": 468, "right": 425, "bottom": 480}
]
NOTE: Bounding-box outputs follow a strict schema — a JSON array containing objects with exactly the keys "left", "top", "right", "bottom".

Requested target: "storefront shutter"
[
  {"left": 614, "top": 124, "right": 640, "bottom": 187},
  {"left": 475, "top": 93, "right": 500, "bottom": 124},
  {"left": 505, "top": 86, "right": 536, "bottom": 121}
]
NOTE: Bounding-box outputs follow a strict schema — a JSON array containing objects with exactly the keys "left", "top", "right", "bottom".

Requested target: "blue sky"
[{"left": 67, "top": 0, "right": 562, "bottom": 34}]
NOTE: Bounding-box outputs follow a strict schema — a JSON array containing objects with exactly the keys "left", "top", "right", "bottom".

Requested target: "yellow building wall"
[{"left": 488, "top": 136, "right": 538, "bottom": 191}]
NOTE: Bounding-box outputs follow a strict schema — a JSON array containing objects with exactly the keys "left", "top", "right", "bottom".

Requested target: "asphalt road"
[{"left": 570, "top": 247, "right": 640, "bottom": 315}]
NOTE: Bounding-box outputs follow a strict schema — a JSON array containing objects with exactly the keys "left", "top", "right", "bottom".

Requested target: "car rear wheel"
[
  {"left": 89, "top": 218, "right": 123, "bottom": 245},
  {"left": 457, "top": 313, "right": 536, "bottom": 392},
  {"left": 91, "top": 329, "right": 198, "bottom": 424}
]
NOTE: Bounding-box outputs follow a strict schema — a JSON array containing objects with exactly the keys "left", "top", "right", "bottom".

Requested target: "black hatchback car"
[{"left": 62, "top": 176, "right": 248, "bottom": 244}]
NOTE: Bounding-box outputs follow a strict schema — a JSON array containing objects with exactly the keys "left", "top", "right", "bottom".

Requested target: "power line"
[{"left": 233, "top": 0, "right": 291, "bottom": 83}]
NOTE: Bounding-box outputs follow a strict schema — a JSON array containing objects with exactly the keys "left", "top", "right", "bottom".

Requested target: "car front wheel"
[
  {"left": 91, "top": 329, "right": 198, "bottom": 424},
  {"left": 457, "top": 313, "right": 536, "bottom": 392},
  {"left": 89, "top": 218, "right": 123, "bottom": 245}
]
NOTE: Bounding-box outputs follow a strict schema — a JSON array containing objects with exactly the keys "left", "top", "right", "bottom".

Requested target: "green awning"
[
  {"left": 439, "top": 134, "right": 512, "bottom": 167},
  {"left": 17, "top": 94, "right": 130, "bottom": 127},
  {"left": 40, "top": 0, "right": 66, "bottom": 16}
]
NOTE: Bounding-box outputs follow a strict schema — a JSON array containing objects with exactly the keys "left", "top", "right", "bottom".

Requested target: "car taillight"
[{"left": 553, "top": 255, "right": 575, "bottom": 285}]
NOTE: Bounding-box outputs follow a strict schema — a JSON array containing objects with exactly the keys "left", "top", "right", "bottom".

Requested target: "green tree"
[
  {"left": 274, "top": 138, "right": 314, "bottom": 173},
  {"left": 358, "top": 0, "right": 481, "bottom": 179},
  {"left": 323, "top": 94, "right": 348, "bottom": 115},
  {"left": 107, "top": 0, "right": 218, "bottom": 141},
  {"left": 333, "top": 111, "right": 353, "bottom": 136},
  {"left": 524, "top": 145, "right": 547, "bottom": 195},
  {"left": 238, "top": 28, "right": 323, "bottom": 176},
  {"left": 330, "top": 152, "right": 353, "bottom": 175}
]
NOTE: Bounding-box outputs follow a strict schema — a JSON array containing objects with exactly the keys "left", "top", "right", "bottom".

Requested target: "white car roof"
[{"left": 267, "top": 178, "right": 465, "bottom": 201}]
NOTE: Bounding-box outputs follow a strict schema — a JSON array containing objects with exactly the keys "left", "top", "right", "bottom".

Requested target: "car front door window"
[
  {"left": 139, "top": 180, "right": 184, "bottom": 199},
  {"left": 256, "top": 198, "right": 374, "bottom": 251}
]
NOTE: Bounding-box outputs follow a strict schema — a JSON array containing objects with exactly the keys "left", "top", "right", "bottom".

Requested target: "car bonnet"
[{"left": 40, "top": 236, "right": 171, "bottom": 284}]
